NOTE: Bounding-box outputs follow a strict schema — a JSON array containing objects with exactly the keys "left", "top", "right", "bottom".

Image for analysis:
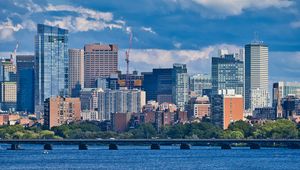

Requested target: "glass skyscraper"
[
  {"left": 16, "top": 55, "right": 35, "bottom": 113},
  {"left": 211, "top": 54, "right": 244, "bottom": 96},
  {"left": 34, "top": 24, "right": 69, "bottom": 113}
]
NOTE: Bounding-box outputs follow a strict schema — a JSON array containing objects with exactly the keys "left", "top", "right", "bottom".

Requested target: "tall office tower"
[
  {"left": 35, "top": 24, "right": 69, "bottom": 113},
  {"left": 84, "top": 44, "right": 118, "bottom": 88},
  {"left": 44, "top": 96, "right": 81, "bottom": 129},
  {"left": 273, "top": 81, "right": 300, "bottom": 118},
  {"left": 172, "top": 63, "right": 189, "bottom": 111},
  {"left": 142, "top": 68, "right": 173, "bottom": 103},
  {"left": 190, "top": 74, "right": 211, "bottom": 97},
  {"left": 16, "top": 55, "right": 35, "bottom": 113},
  {"left": 245, "top": 42, "right": 269, "bottom": 111},
  {"left": 98, "top": 89, "right": 146, "bottom": 120},
  {"left": 212, "top": 54, "right": 244, "bottom": 96},
  {"left": 211, "top": 89, "right": 244, "bottom": 129},
  {"left": 68, "top": 49, "right": 84, "bottom": 97}
]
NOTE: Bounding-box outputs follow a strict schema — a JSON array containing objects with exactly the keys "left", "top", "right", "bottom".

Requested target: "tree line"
[{"left": 0, "top": 119, "right": 299, "bottom": 139}]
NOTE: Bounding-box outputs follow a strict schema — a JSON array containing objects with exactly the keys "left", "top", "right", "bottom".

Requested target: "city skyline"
[{"left": 0, "top": 0, "right": 299, "bottom": 84}]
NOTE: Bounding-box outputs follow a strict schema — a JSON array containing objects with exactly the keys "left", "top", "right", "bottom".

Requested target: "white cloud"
[
  {"left": 46, "top": 4, "right": 113, "bottom": 21},
  {"left": 291, "top": 21, "right": 300, "bottom": 28},
  {"left": 124, "top": 44, "right": 241, "bottom": 73},
  {"left": 141, "top": 26, "right": 156, "bottom": 34},
  {"left": 175, "top": 0, "right": 294, "bottom": 17},
  {"left": 173, "top": 42, "right": 182, "bottom": 48},
  {"left": 0, "top": 19, "right": 23, "bottom": 41},
  {"left": 44, "top": 4, "right": 124, "bottom": 32}
]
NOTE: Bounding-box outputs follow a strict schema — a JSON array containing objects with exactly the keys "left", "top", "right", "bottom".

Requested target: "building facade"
[
  {"left": 84, "top": 44, "right": 118, "bottom": 88},
  {"left": 35, "top": 24, "right": 69, "bottom": 113},
  {"left": 44, "top": 96, "right": 81, "bottom": 129},
  {"left": 212, "top": 54, "right": 244, "bottom": 96},
  {"left": 211, "top": 90, "right": 244, "bottom": 129},
  {"left": 273, "top": 81, "right": 300, "bottom": 118},
  {"left": 142, "top": 68, "right": 173, "bottom": 103},
  {"left": 16, "top": 55, "right": 35, "bottom": 113},
  {"left": 98, "top": 89, "right": 146, "bottom": 120},
  {"left": 68, "top": 49, "right": 84, "bottom": 97},
  {"left": 245, "top": 42, "right": 269, "bottom": 110},
  {"left": 190, "top": 73, "right": 211, "bottom": 97},
  {"left": 0, "top": 82, "right": 17, "bottom": 111},
  {"left": 172, "top": 63, "right": 189, "bottom": 111}
]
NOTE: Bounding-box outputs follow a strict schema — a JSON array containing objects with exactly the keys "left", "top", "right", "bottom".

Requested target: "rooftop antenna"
[{"left": 252, "top": 31, "right": 263, "bottom": 44}]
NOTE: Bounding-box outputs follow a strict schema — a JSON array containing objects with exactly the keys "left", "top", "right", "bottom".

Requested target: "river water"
[{"left": 0, "top": 145, "right": 299, "bottom": 170}]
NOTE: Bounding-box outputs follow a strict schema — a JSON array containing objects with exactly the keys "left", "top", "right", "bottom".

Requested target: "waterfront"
[{"left": 0, "top": 145, "right": 299, "bottom": 170}]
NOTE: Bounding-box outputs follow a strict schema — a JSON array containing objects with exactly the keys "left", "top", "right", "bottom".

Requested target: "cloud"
[
  {"left": 141, "top": 26, "right": 156, "bottom": 34},
  {"left": 291, "top": 21, "right": 300, "bottom": 28},
  {"left": 44, "top": 4, "right": 124, "bottom": 32},
  {"left": 46, "top": 4, "right": 113, "bottom": 21},
  {"left": 0, "top": 19, "right": 23, "bottom": 41},
  {"left": 125, "top": 44, "right": 241, "bottom": 73},
  {"left": 174, "top": 0, "right": 294, "bottom": 17},
  {"left": 173, "top": 42, "right": 182, "bottom": 48}
]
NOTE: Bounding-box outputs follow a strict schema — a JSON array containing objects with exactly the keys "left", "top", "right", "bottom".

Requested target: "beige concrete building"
[
  {"left": 0, "top": 82, "right": 17, "bottom": 111},
  {"left": 44, "top": 96, "right": 81, "bottom": 129},
  {"left": 84, "top": 44, "right": 118, "bottom": 88},
  {"left": 68, "top": 49, "right": 84, "bottom": 97}
]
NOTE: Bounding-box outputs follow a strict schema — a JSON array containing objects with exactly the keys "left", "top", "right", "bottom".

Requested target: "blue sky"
[{"left": 0, "top": 0, "right": 299, "bottom": 83}]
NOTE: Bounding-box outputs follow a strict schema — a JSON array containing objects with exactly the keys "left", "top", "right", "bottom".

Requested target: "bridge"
[{"left": 1, "top": 139, "right": 300, "bottom": 150}]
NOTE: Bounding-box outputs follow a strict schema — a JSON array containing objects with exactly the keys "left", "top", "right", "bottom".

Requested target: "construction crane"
[
  {"left": 10, "top": 42, "right": 19, "bottom": 65},
  {"left": 125, "top": 32, "right": 133, "bottom": 89}
]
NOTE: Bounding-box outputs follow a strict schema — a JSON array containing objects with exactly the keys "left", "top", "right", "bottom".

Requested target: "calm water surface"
[{"left": 0, "top": 145, "right": 299, "bottom": 170}]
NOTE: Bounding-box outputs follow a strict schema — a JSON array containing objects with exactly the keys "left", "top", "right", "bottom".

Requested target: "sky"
[{"left": 0, "top": 0, "right": 299, "bottom": 84}]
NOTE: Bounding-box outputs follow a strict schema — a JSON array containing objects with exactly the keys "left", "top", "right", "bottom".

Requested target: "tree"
[{"left": 228, "top": 120, "right": 255, "bottom": 138}]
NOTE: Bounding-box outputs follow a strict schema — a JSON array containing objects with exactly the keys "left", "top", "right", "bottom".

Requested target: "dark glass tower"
[
  {"left": 34, "top": 24, "right": 69, "bottom": 113},
  {"left": 16, "top": 55, "right": 34, "bottom": 113}
]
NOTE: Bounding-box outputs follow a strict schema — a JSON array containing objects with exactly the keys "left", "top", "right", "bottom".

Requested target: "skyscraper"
[
  {"left": 211, "top": 54, "right": 244, "bottom": 96},
  {"left": 35, "top": 24, "right": 69, "bottom": 113},
  {"left": 16, "top": 55, "right": 35, "bottom": 113},
  {"left": 68, "top": 49, "right": 84, "bottom": 97},
  {"left": 84, "top": 44, "right": 118, "bottom": 88},
  {"left": 245, "top": 42, "right": 269, "bottom": 111},
  {"left": 172, "top": 63, "right": 189, "bottom": 111}
]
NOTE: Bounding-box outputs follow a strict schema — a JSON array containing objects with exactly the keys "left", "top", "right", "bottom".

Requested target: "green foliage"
[
  {"left": 0, "top": 119, "right": 299, "bottom": 139},
  {"left": 253, "top": 119, "right": 298, "bottom": 139}
]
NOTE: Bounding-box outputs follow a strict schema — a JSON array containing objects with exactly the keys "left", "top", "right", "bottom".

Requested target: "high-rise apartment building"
[
  {"left": 190, "top": 74, "right": 211, "bottom": 97},
  {"left": 68, "top": 49, "right": 84, "bottom": 97},
  {"left": 211, "top": 89, "right": 244, "bottom": 129},
  {"left": 84, "top": 44, "right": 118, "bottom": 88},
  {"left": 273, "top": 81, "right": 300, "bottom": 118},
  {"left": 98, "top": 89, "right": 146, "bottom": 120},
  {"left": 16, "top": 55, "right": 35, "bottom": 113},
  {"left": 172, "top": 63, "right": 189, "bottom": 111},
  {"left": 245, "top": 42, "right": 269, "bottom": 110},
  {"left": 0, "top": 58, "right": 17, "bottom": 111},
  {"left": 44, "top": 96, "right": 81, "bottom": 129},
  {"left": 0, "top": 82, "right": 17, "bottom": 111},
  {"left": 35, "top": 24, "right": 69, "bottom": 113},
  {"left": 212, "top": 54, "right": 244, "bottom": 96}
]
